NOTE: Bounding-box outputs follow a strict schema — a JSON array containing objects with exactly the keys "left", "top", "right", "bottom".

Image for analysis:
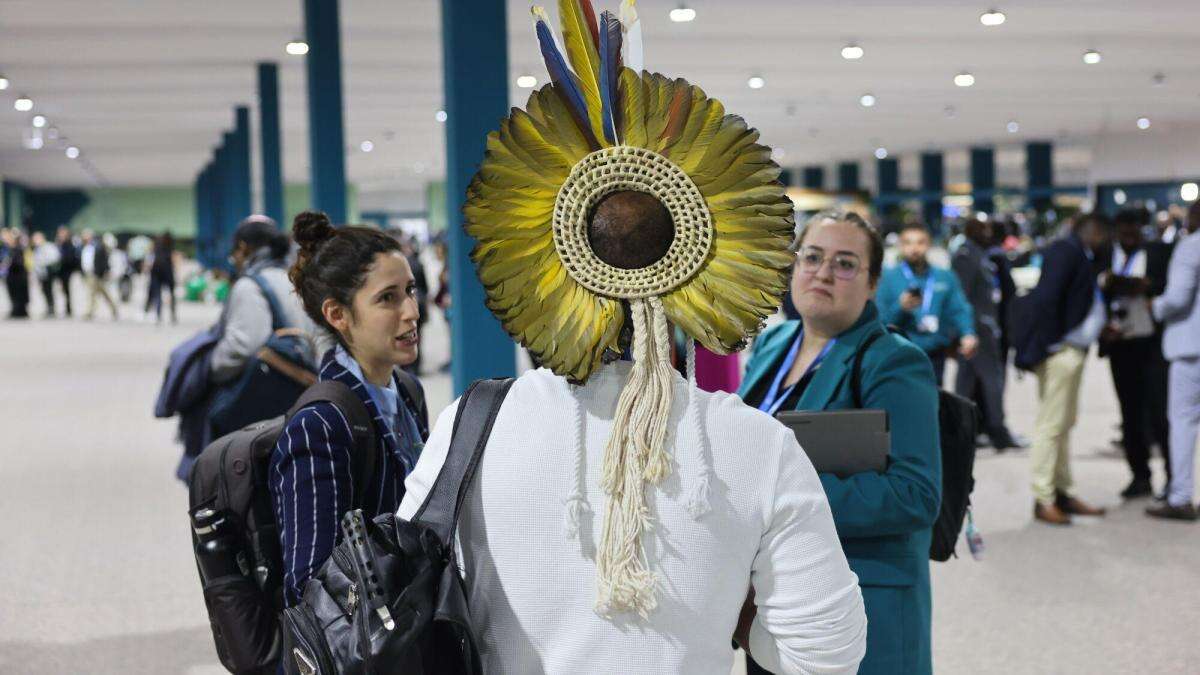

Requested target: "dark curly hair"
[{"left": 288, "top": 211, "right": 403, "bottom": 342}]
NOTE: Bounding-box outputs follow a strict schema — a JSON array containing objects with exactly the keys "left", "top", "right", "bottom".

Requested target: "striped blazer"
[{"left": 269, "top": 350, "right": 429, "bottom": 605}]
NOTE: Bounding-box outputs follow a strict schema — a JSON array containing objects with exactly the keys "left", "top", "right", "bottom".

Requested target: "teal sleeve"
[
  {"left": 946, "top": 274, "right": 976, "bottom": 337},
  {"left": 818, "top": 344, "right": 942, "bottom": 538},
  {"left": 875, "top": 271, "right": 916, "bottom": 331}
]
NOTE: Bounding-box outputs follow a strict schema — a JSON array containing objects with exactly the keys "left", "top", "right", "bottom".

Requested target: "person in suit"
[
  {"left": 1098, "top": 209, "right": 1173, "bottom": 499},
  {"left": 1013, "top": 213, "right": 1113, "bottom": 525},
  {"left": 876, "top": 223, "right": 977, "bottom": 385},
  {"left": 1, "top": 228, "right": 31, "bottom": 319},
  {"left": 80, "top": 229, "right": 118, "bottom": 321},
  {"left": 988, "top": 223, "right": 1019, "bottom": 373},
  {"left": 952, "top": 218, "right": 1023, "bottom": 450},
  {"left": 1146, "top": 201, "right": 1200, "bottom": 521},
  {"left": 270, "top": 211, "right": 429, "bottom": 605},
  {"left": 54, "top": 226, "right": 78, "bottom": 317},
  {"left": 740, "top": 211, "right": 941, "bottom": 675}
]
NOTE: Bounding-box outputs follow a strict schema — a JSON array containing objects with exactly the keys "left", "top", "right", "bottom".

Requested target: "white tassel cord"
[
  {"left": 684, "top": 339, "right": 713, "bottom": 519},
  {"left": 619, "top": 0, "right": 644, "bottom": 74},
  {"left": 596, "top": 296, "right": 674, "bottom": 618},
  {"left": 564, "top": 383, "right": 589, "bottom": 541}
]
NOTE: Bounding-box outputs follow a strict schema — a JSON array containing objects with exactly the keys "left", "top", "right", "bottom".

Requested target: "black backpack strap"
[
  {"left": 851, "top": 325, "right": 907, "bottom": 408},
  {"left": 393, "top": 367, "right": 428, "bottom": 436},
  {"left": 287, "top": 380, "right": 378, "bottom": 509},
  {"left": 249, "top": 273, "right": 287, "bottom": 333},
  {"left": 413, "top": 378, "right": 515, "bottom": 549}
]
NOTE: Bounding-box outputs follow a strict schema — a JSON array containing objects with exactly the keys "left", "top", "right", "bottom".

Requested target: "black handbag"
[
  {"left": 208, "top": 274, "right": 317, "bottom": 437},
  {"left": 281, "top": 378, "right": 514, "bottom": 675}
]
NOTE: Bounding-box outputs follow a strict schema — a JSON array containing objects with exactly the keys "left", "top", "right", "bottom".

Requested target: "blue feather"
[
  {"left": 536, "top": 17, "right": 600, "bottom": 149},
  {"left": 598, "top": 11, "right": 623, "bottom": 144}
]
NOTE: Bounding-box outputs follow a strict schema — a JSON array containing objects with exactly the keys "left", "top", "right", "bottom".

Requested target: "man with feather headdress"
[{"left": 399, "top": 2, "right": 866, "bottom": 672}]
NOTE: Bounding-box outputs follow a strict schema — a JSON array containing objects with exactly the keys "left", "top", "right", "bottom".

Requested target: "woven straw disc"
[{"left": 552, "top": 145, "right": 713, "bottom": 300}]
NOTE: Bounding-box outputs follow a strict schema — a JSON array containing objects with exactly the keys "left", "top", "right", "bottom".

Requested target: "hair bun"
[{"left": 293, "top": 211, "right": 335, "bottom": 253}]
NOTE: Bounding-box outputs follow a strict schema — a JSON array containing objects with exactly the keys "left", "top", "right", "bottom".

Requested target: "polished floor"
[{"left": 0, "top": 282, "right": 1196, "bottom": 674}]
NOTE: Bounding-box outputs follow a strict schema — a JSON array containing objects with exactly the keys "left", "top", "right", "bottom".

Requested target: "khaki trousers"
[
  {"left": 85, "top": 274, "right": 118, "bottom": 319},
  {"left": 1031, "top": 347, "right": 1087, "bottom": 504}
]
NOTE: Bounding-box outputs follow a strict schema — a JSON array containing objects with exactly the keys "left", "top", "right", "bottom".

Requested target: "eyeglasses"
[{"left": 796, "top": 246, "right": 863, "bottom": 280}]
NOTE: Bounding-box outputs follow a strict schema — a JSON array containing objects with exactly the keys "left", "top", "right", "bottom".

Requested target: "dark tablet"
[{"left": 775, "top": 409, "right": 890, "bottom": 478}]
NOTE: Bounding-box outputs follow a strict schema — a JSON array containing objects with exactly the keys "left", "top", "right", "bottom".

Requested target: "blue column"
[
  {"left": 442, "top": 0, "right": 515, "bottom": 394},
  {"left": 778, "top": 168, "right": 795, "bottom": 187},
  {"left": 919, "top": 152, "right": 944, "bottom": 232},
  {"left": 258, "top": 62, "right": 285, "bottom": 226},
  {"left": 837, "top": 162, "right": 860, "bottom": 193},
  {"left": 195, "top": 166, "right": 208, "bottom": 267},
  {"left": 970, "top": 147, "right": 996, "bottom": 216},
  {"left": 876, "top": 157, "right": 899, "bottom": 217},
  {"left": 219, "top": 133, "right": 238, "bottom": 260},
  {"left": 232, "top": 106, "right": 253, "bottom": 223},
  {"left": 304, "top": 0, "right": 348, "bottom": 223},
  {"left": 802, "top": 165, "right": 826, "bottom": 190},
  {"left": 1026, "top": 141, "right": 1053, "bottom": 213}
]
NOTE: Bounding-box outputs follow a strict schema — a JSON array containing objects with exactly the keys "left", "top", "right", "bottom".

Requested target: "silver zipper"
[{"left": 293, "top": 647, "right": 317, "bottom": 675}]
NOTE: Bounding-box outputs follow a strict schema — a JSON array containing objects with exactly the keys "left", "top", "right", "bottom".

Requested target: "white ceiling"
[{"left": 2, "top": 0, "right": 1199, "bottom": 201}]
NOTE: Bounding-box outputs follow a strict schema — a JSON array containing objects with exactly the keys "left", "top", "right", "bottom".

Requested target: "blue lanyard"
[
  {"left": 900, "top": 262, "right": 936, "bottom": 316},
  {"left": 1117, "top": 248, "right": 1139, "bottom": 277},
  {"left": 757, "top": 329, "right": 837, "bottom": 416}
]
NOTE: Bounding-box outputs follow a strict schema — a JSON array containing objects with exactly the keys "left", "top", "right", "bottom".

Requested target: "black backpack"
[
  {"left": 188, "top": 381, "right": 378, "bottom": 675},
  {"left": 280, "top": 378, "right": 514, "bottom": 675},
  {"left": 852, "top": 328, "right": 980, "bottom": 562}
]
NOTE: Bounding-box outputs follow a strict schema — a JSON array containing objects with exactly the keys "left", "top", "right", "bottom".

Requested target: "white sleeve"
[
  {"left": 747, "top": 426, "right": 868, "bottom": 675},
  {"left": 398, "top": 398, "right": 462, "bottom": 521}
]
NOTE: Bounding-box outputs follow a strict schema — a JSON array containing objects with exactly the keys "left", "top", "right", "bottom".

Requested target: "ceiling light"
[
  {"left": 32, "top": 114, "right": 46, "bottom": 128},
  {"left": 29, "top": 136, "right": 44, "bottom": 150},
  {"left": 841, "top": 44, "right": 864, "bottom": 60},
  {"left": 66, "top": 146, "right": 80, "bottom": 159},
  {"left": 360, "top": 140, "right": 374, "bottom": 152},
  {"left": 875, "top": 147, "right": 888, "bottom": 160},
  {"left": 1113, "top": 189, "right": 1127, "bottom": 205},
  {"left": 747, "top": 75, "right": 766, "bottom": 89},
  {"left": 1137, "top": 117, "right": 1151, "bottom": 130},
  {"left": 516, "top": 74, "right": 537, "bottom": 88},
  {"left": 285, "top": 39, "right": 309, "bottom": 56},
  {"left": 0, "top": 75, "right": 8, "bottom": 90},
  {"left": 1006, "top": 120, "right": 1020, "bottom": 133},
  {"left": 980, "top": 9, "right": 1006, "bottom": 26},
  {"left": 669, "top": 6, "right": 696, "bottom": 22},
  {"left": 1152, "top": 72, "right": 1166, "bottom": 87},
  {"left": 413, "top": 162, "right": 426, "bottom": 174},
  {"left": 860, "top": 93, "right": 876, "bottom": 107},
  {"left": 954, "top": 72, "right": 975, "bottom": 87},
  {"left": 1182, "top": 182, "right": 1199, "bottom": 202},
  {"left": 14, "top": 95, "right": 33, "bottom": 112},
  {"left": 435, "top": 110, "right": 447, "bottom": 123},
  {"left": 1082, "top": 49, "right": 1101, "bottom": 65}
]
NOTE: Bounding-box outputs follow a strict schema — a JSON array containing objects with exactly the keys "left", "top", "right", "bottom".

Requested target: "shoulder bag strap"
[
  {"left": 287, "top": 380, "right": 379, "bottom": 509},
  {"left": 851, "top": 325, "right": 906, "bottom": 408},
  {"left": 412, "top": 378, "right": 515, "bottom": 549},
  {"left": 248, "top": 273, "right": 287, "bottom": 333},
  {"left": 392, "top": 367, "right": 428, "bottom": 433}
]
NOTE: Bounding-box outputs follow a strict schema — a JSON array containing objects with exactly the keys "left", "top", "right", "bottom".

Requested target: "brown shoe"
[
  {"left": 1055, "top": 493, "right": 1107, "bottom": 516},
  {"left": 1034, "top": 501, "right": 1072, "bottom": 525}
]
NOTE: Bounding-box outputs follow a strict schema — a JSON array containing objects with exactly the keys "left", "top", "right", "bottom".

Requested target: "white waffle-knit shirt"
[{"left": 398, "top": 362, "right": 866, "bottom": 674}]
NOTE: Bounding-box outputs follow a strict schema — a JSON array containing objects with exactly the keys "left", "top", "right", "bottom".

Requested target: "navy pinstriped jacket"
[{"left": 269, "top": 350, "right": 429, "bottom": 606}]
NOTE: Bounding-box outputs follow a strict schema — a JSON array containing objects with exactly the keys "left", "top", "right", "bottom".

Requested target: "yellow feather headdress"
[{"left": 464, "top": 0, "right": 794, "bottom": 618}]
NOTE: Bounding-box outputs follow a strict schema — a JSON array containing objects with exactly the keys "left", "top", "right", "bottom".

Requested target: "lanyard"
[
  {"left": 758, "top": 329, "right": 837, "bottom": 416},
  {"left": 900, "top": 262, "right": 936, "bottom": 316},
  {"left": 1117, "top": 247, "right": 1139, "bottom": 277}
]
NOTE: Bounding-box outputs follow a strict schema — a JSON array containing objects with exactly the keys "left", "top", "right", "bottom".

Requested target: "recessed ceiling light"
[
  {"left": 841, "top": 44, "right": 864, "bottom": 60},
  {"left": 360, "top": 140, "right": 374, "bottom": 152},
  {"left": 1137, "top": 117, "right": 1151, "bottom": 130},
  {"left": 747, "top": 75, "right": 766, "bottom": 89},
  {"left": 1182, "top": 182, "right": 1199, "bottom": 202},
  {"left": 14, "top": 95, "right": 33, "bottom": 112},
  {"left": 1082, "top": 49, "right": 1102, "bottom": 65},
  {"left": 1152, "top": 72, "right": 1166, "bottom": 87},
  {"left": 66, "top": 146, "right": 80, "bottom": 159},
  {"left": 875, "top": 147, "right": 888, "bottom": 159},
  {"left": 32, "top": 114, "right": 46, "bottom": 128},
  {"left": 1006, "top": 120, "right": 1020, "bottom": 133},
  {"left": 980, "top": 9, "right": 1006, "bottom": 26},
  {"left": 1114, "top": 188, "right": 1127, "bottom": 205},
  {"left": 860, "top": 93, "right": 877, "bottom": 107},
  {"left": 516, "top": 74, "right": 537, "bottom": 88},
  {"left": 435, "top": 110, "right": 447, "bottom": 123},
  {"left": 29, "top": 136, "right": 44, "bottom": 150},
  {"left": 0, "top": 75, "right": 9, "bottom": 90},
  {"left": 286, "top": 39, "right": 309, "bottom": 56},
  {"left": 669, "top": 6, "right": 696, "bottom": 22},
  {"left": 954, "top": 72, "right": 975, "bottom": 87}
]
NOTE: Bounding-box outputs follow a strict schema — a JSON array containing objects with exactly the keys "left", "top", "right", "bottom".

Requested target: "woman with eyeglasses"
[{"left": 739, "top": 211, "right": 941, "bottom": 675}]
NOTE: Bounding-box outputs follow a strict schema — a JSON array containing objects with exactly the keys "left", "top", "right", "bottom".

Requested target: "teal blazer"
[
  {"left": 739, "top": 301, "right": 941, "bottom": 675},
  {"left": 876, "top": 262, "right": 975, "bottom": 354}
]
